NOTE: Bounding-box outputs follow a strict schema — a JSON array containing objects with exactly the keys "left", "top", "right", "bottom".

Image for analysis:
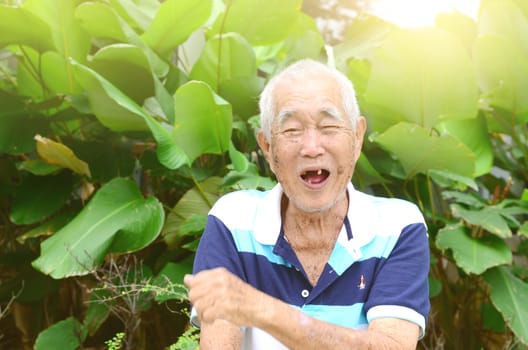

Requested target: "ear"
[
  {"left": 353, "top": 116, "right": 367, "bottom": 162},
  {"left": 257, "top": 130, "right": 272, "bottom": 164}
]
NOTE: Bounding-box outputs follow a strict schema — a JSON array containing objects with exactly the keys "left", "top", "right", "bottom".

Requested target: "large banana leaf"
[
  {"left": 90, "top": 44, "right": 156, "bottom": 104},
  {"left": 34, "top": 317, "right": 86, "bottom": 350},
  {"left": 365, "top": 27, "right": 478, "bottom": 132},
  {"left": 436, "top": 224, "right": 512, "bottom": 275},
  {"left": 141, "top": 0, "right": 212, "bottom": 56},
  {"left": 74, "top": 2, "right": 168, "bottom": 78},
  {"left": 0, "top": 4, "right": 54, "bottom": 51},
  {"left": 189, "top": 32, "right": 263, "bottom": 118},
  {"left": 71, "top": 61, "right": 188, "bottom": 170},
  {"left": 25, "top": 0, "right": 89, "bottom": 59},
  {"left": 0, "top": 92, "right": 48, "bottom": 154},
  {"left": 209, "top": 0, "right": 302, "bottom": 46},
  {"left": 32, "top": 178, "right": 164, "bottom": 278},
  {"left": 484, "top": 266, "right": 528, "bottom": 345},
  {"left": 163, "top": 177, "right": 222, "bottom": 248},
  {"left": 109, "top": 0, "right": 159, "bottom": 31},
  {"left": 474, "top": 35, "right": 528, "bottom": 124},
  {"left": 450, "top": 204, "right": 514, "bottom": 238},
  {"left": 373, "top": 122, "right": 475, "bottom": 178},
  {"left": 172, "top": 81, "right": 232, "bottom": 164},
  {"left": 436, "top": 115, "right": 493, "bottom": 177},
  {"left": 478, "top": 0, "right": 528, "bottom": 57},
  {"left": 10, "top": 172, "right": 73, "bottom": 225}
]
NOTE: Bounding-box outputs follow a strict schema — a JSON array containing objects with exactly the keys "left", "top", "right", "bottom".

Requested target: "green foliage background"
[{"left": 0, "top": 0, "right": 527, "bottom": 349}]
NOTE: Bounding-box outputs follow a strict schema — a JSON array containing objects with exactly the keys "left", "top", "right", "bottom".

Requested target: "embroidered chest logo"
[{"left": 358, "top": 274, "right": 366, "bottom": 290}]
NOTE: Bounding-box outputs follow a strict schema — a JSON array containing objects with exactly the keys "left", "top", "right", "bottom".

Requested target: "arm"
[
  {"left": 184, "top": 268, "right": 419, "bottom": 350},
  {"left": 199, "top": 319, "right": 243, "bottom": 350}
]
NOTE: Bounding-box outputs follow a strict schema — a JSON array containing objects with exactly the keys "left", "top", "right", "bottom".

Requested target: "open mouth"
[{"left": 301, "top": 169, "right": 330, "bottom": 185}]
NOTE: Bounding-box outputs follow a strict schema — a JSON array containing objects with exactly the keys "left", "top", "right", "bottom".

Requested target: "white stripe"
[{"left": 367, "top": 304, "right": 426, "bottom": 338}]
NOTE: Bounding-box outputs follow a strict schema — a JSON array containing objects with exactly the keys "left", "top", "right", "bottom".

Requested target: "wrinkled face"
[{"left": 258, "top": 73, "right": 366, "bottom": 213}]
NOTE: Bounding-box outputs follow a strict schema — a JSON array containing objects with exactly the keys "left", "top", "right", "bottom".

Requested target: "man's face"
[{"left": 258, "top": 73, "right": 366, "bottom": 213}]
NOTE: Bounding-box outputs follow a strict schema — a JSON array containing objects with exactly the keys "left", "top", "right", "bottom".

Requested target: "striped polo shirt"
[{"left": 192, "top": 182, "right": 430, "bottom": 349}]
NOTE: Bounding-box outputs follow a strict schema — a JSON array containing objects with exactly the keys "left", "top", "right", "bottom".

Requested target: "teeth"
[{"left": 317, "top": 169, "right": 322, "bottom": 175}]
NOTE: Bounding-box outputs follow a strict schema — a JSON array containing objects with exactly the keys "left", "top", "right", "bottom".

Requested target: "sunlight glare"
[{"left": 370, "top": 0, "right": 480, "bottom": 28}]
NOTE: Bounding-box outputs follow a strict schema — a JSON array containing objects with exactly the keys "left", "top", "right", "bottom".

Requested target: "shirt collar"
[{"left": 253, "top": 182, "right": 376, "bottom": 248}]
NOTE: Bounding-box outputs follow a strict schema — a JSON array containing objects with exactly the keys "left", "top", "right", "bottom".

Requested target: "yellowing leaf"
[{"left": 35, "top": 135, "right": 91, "bottom": 178}]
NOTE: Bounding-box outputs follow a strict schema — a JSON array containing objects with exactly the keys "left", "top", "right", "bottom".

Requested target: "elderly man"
[{"left": 184, "top": 59, "right": 430, "bottom": 349}]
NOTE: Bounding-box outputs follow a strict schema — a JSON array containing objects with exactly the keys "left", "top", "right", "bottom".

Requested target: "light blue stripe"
[
  {"left": 328, "top": 242, "right": 354, "bottom": 275},
  {"left": 329, "top": 234, "right": 400, "bottom": 274},
  {"left": 297, "top": 303, "right": 367, "bottom": 329},
  {"left": 232, "top": 229, "right": 291, "bottom": 267},
  {"left": 361, "top": 234, "right": 400, "bottom": 259}
]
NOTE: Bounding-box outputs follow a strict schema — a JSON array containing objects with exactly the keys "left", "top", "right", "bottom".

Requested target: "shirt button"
[{"left": 301, "top": 289, "right": 310, "bottom": 298}]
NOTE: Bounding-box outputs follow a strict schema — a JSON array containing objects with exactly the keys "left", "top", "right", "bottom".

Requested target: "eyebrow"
[{"left": 276, "top": 107, "right": 343, "bottom": 126}]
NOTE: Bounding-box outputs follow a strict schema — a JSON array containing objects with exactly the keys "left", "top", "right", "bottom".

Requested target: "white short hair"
[{"left": 258, "top": 59, "right": 361, "bottom": 140}]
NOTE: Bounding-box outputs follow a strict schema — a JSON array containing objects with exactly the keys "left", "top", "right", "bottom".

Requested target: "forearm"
[
  {"left": 252, "top": 293, "right": 419, "bottom": 350},
  {"left": 200, "top": 320, "right": 243, "bottom": 350}
]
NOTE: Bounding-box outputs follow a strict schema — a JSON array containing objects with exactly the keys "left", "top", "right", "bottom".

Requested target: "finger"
[{"left": 183, "top": 274, "right": 194, "bottom": 287}]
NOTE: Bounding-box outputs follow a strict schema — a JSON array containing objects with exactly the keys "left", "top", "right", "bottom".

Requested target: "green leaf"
[
  {"left": 90, "top": 44, "right": 155, "bottom": 104},
  {"left": 18, "top": 159, "right": 62, "bottom": 176},
  {"left": 334, "top": 14, "right": 393, "bottom": 67},
  {"left": 34, "top": 317, "right": 86, "bottom": 350},
  {"left": 365, "top": 28, "right": 479, "bottom": 132},
  {"left": 428, "top": 169, "right": 478, "bottom": 191},
  {"left": 484, "top": 266, "right": 528, "bottom": 345},
  {"left": 31, "top": 178, "right": 164, "bottom": 278},
  {"left": 429, "top": 277, "right": 442, "bottom": 298},
  {"left": 83, "top": 293, "right": 110, "bottom": 336},
  {"left": 172, "top": 81, "right": 232, "bottom": 163},
  {"left": 481, "top": 302, "right": 507, "bottom": 333},
  {"left": 229, "top": 141, "right": 249, "bottom": 173},
  {"left": 373, "top": 122, "right": 476, "bottom": 178},
  {"left": 75, "top": 2, "right": 169, "bottom": 78},
  {"left": 65, "top": 138, "right": 135, "bottom": 183},
  {"left": 189, "top": 32, "right": 263, "bottom": 118},
  {"left": 436, "top": 225, "right": 512, "bottom": 274},
  {"left": 74, "top": 2, "right": 129, "bottom": 42},
  {"left": 109, "top": 0, "right": 159, "bottom": 31},
  {"left": 71, "top": 61, "right": 188, "bottom": 169},
  {"left": 17, "top": 207, "right": 77, "bottom": 244},
  {"left": 474, "top": 35, "right": 528, "bottom": 122},
  {"left": 451, "top": 204, "right": 513, "bottom": 238},
  {"left": 479, "top": 0, "right": 528, "bottom": 57},
  {"left": 24, "top": 0, "right": 90, "bottom": 94},
  {"left": 210, "top": 0, "right": 302, "bottom": 46},
  {"left": 162, "top": 177, "right": 221, "bottom": 248},
  {"left": 0, "top": 92, "right": 48, "bottom": 155},
  {"left": 10, "top": 172, "right": 73, "bottom": 225},
  {"left": 72, "top": 60, "right": 149, "bottom": 131},
  {"left": 277, "top": 13, "right": 325, "bottom": 65},
  {"left": 353, "top": 153, "right": 387, "bottom": 189},
  {"left": 436, "top": 115, "right": 494, "bottom": 177},
  {"left": 0, "top": 4, "right": 55, "bottom": 52},
  {"left": 142, "top": 0, "right": 212, "bottom": 56},
  {"left": 435, "top": 10, "right": 477, "bottom": 53},
  {"left": 222, "top": 163, "right": 276, "bottom": 191}
]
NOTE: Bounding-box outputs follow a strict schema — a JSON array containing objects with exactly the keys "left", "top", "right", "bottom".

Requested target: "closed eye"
[{"left": 282, "top": 128, "right": 303, "bottom": 137}]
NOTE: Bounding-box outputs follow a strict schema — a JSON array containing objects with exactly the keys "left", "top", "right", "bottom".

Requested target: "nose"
[{"left": 300, "top": 128, "right": 324, "bottom": 157}]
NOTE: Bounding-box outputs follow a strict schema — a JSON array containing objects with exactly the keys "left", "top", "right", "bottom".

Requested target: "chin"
[{"left": 292, "top": 196, "right": 343, "bottom": 213}]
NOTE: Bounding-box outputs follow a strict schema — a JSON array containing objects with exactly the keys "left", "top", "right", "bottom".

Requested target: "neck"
[{"left": 281, "top": 193, "right": 348, "bottom": 246}]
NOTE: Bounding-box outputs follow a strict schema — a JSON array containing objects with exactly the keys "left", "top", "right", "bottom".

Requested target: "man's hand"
[
  {"left": 184, "top": 267, "right": 263, "bottom": 326},
  {"left": 185, "top": 268, "right": 420, "bottom": 350}
]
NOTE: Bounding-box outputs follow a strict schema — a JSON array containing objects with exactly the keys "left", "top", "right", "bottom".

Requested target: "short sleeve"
[
  {"left": 364, "top": 222, "right": 430, "bottom": 338},
  {"left": 190, "top": 215, "right": 247, "bottom": 328}
]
